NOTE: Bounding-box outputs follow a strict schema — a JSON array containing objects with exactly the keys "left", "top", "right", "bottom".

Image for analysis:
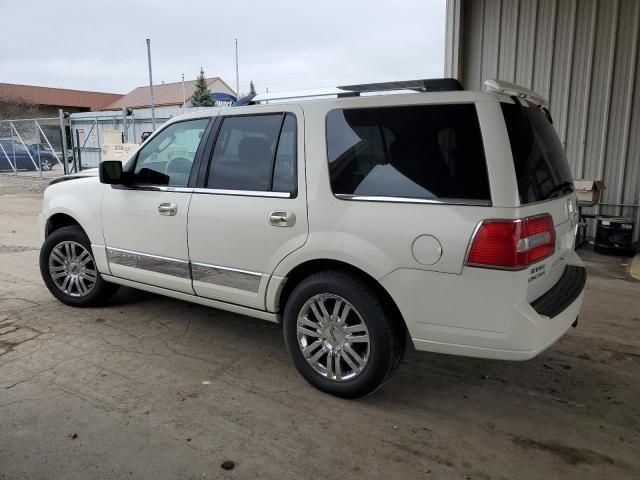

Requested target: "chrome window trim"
[
  {"left": 113, "top": 185, "right": 194, "bottom": 193},
  {"left": 334, "top": 194, "right": 492, "bottom": 207},
  {"left": 106, "top": 247, "right": 191, "bottom": 279},
  {"left": 191, "top": 262, "right": 262, "bottom": 293},
  {"left": 193, "top": 188, "right": 291, "bottom": 198}
]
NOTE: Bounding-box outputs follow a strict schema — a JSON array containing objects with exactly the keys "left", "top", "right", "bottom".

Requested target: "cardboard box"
[
  {"left": 104, "top": 130, "right": 124, "bottom": 144},
  {"left": 101, "top": 143, "right": 139, "bottom": 163},
  {"left": 574, "top": 179, "right": 605, "bottom": 203}
]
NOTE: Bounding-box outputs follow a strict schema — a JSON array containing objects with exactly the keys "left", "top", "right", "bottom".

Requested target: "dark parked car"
[
  {"left": 0, "top": 139, "right": 58, "bottom": 171},
  {"left": 29, "top": 143, "right": 71, "bottom": 168}
]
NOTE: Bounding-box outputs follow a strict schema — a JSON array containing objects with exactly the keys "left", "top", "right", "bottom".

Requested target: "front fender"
[{"left": 41, "top": 178, "right": 109, "bottom": 272}]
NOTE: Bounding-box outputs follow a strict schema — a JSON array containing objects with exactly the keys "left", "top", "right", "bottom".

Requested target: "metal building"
[{"left": 445, "top": 0, "right": 640, "bottom": 240}]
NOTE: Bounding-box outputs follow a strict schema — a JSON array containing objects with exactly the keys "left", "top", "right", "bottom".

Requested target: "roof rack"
[
  {"left": 233, "top": 78, "right": 464, "bottom": 106},
  {"left": 338, "top": 78, "right": 464, "bottom": 93}
]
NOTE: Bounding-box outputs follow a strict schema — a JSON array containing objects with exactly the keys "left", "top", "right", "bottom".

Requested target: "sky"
[{"left": 0, "top": 0, "right": 446, "bottom": 96}]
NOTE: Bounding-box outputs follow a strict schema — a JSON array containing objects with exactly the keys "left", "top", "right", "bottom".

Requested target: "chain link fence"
[{"left": 0, "top": 117, "right": 69, "bottom": 179}]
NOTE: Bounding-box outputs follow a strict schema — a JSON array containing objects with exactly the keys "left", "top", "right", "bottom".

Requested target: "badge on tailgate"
[{"left": 528, "top": 264, "right": 546, "bottom": 283}]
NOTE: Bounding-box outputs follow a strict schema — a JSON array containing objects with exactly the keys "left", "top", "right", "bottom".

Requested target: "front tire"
[
  {"left": 40, "top": 225, "right": 119, "bottom": 307},
  {"left": 283, "top": 271, "right": 405, "bottom": 398}
]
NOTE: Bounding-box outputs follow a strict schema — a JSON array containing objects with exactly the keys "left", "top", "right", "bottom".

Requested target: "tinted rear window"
[
  {"left": 326, "top": 104, "right": 491, "bottom": 202},
  {"left": 501, "top": 102, "right": 574, "bottom": 204}
]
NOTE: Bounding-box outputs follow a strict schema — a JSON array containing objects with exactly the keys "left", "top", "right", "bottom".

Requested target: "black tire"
[
  {"left": 283, "top": 270, "right": 405, "bottom": 398},
  {"left": 39, "top": 225, "right": 119, "bottom": 307}
]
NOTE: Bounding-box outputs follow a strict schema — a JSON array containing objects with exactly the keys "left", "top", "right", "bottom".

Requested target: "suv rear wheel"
[
  {"left": 40, "top": 225, "right": 119, "bottom": 307},
  {"left": 283, "top": 271, "right": 405, "bottom": 398}
]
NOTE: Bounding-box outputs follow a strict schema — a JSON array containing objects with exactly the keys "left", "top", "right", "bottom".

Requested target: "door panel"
[
  {"left": 188, "top": 106, "right": 307, "bottom": 309},
  {"left": 101, "top": 118, "right": 212, "bottom": 293},
  {"left": 102, "top": 189, "right": 193, "bottom": 293}
]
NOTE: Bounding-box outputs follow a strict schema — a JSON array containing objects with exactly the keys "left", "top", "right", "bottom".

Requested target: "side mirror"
[{"left": 99, "top": 160, "right": 125, "bottom": 184}]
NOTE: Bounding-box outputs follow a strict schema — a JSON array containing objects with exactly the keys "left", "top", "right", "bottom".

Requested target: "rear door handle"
[
  {"left": 158, "top": 202, "right": 178, "bottom": 216},
  {"left": 269, "top": 211, "right": 296, "bottom": 227}
]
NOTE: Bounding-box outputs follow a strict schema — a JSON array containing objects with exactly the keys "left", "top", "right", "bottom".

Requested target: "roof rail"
[
  {"left": 233, "top": 93, "right": 257, "bottom": 106},
  {"left": 338, "top": 78, "right": 464, "bottom": 93},
  {"left": 234, "top": 78, "right": 465, "bottom": 106},
  {"left": 484, "top": 79, "right": 547, "bottom": 105}
]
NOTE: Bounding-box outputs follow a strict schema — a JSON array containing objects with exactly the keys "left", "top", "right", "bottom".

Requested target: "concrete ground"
[{"left": 1, "top": 175, "right": 639, "bottom": 480}]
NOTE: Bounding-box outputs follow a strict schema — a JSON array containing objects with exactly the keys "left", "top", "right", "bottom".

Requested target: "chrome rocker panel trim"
[{"left": 101, "top": 274, "right": 279, "bottom": 324}]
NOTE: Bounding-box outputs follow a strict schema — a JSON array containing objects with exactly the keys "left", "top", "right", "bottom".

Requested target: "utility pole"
[
  {"left": 235, "top": 38, "right": 239, "bottom": 99},
  {"left": 146, "top": 38, "right": 156, "bottom": 130},
  {"left": 181, "top": 73, "right": 186, "bottom": 109}
]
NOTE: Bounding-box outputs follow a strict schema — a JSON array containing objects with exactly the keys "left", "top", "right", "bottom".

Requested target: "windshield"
[{"left": 501, "top": 102, "right": 574, "bottom": 204}]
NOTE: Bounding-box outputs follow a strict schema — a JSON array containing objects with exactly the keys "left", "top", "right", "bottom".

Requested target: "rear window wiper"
[{"left": 545, "top": 181, "right": 574, "bottom": 200}]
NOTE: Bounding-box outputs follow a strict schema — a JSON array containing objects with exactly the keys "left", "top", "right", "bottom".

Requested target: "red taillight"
[{"left": 466, "top": 214, "right": 556, "bottom": 270}]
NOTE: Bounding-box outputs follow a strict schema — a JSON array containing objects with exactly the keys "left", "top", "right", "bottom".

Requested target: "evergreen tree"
[
  {"left": 249, "top": 80, "right": 257, "bottom": 95},
  {"left": 190, "top": 68, "right": 214, "bottom": 106}
]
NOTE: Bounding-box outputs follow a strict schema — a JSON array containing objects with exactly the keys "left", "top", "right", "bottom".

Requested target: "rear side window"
[
  {"left": 501, "top": 102, "right": 574, "bottom": 204},
  {"left": 207, "top": 113, "right": 296, "bottom": 194},
  {"left": 326, "top": 104, "right": 490, "bottom": 202}
]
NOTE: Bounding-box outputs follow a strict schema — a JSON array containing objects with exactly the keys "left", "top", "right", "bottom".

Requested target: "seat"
[{"left": 237, "top": 137, "right": 273, "bottom": 190}]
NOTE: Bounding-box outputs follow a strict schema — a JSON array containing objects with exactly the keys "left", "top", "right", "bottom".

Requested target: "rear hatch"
[{"left": 500, "top": 100, "right": 578, "bottom": 302}]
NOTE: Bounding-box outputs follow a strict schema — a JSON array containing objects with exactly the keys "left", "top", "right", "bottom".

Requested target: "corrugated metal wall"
[{"left": 447, "top": 0, "right": 640, "bottom": 239}]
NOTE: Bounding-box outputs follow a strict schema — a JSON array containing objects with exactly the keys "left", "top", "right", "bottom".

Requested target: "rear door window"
[
  {"left": 207, "top": 113, "right": 297, "bottom": 194},
  {"left": 326, "top": 104, "right": 490, "bottom": 202},
  {"left": 501, "top": 102, "right": 574, "bottom": 204}
]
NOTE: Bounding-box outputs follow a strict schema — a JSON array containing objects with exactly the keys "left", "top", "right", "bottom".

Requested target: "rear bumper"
[
  {"left": 531, "top": 265, "right": 586, "bottom": 318},
  {"left": 380, "top": 254, "right": 586, "bottom": 361}
]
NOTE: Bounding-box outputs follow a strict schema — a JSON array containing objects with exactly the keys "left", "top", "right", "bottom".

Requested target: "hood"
[{"left": 48, "top": 168, "right": 98, "bottom": 186}]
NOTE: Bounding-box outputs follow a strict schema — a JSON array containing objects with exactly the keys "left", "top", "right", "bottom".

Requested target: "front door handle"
[
  {"left": 158, "top": 202, "right": 178, "bottom": 216},
  {"left": 269, "top": 211, "right": 296, "bottom": 227}
]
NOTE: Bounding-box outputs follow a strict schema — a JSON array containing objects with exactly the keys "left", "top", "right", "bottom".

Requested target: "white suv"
[{"left": 39, "top": 79, "right": 586, "bottom": 398}]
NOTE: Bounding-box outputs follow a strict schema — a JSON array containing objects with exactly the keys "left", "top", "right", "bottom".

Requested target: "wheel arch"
[
  {"left": 274, "top": 258, "right": 408, "bottom": 332},
  {"left": 45, "top": 212, "right": 83, "bottom": 238}
]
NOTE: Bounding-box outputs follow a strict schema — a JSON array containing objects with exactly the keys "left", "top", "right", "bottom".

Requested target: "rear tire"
[
  {"left": 40, "top": 225, "right": 119, "bottom": 307},
  {"left": 283, "top": 270, "right": 405, "bottom": 398}
]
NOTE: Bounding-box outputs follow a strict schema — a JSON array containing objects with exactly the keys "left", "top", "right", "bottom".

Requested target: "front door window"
[{"left": 134, "top": 119, "right": 209, "bottom": 187}]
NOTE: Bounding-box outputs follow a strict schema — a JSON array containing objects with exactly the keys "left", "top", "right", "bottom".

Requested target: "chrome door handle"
[
  {"left": 158, "top": 202, "right": 178, "bottom": 216},
  {"left": 269, "top": 211, "right": 296, "bottom": 227}
]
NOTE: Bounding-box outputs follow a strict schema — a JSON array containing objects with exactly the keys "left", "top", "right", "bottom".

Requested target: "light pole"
[
  {"left": 235, "top": 38, "right": 239, "bottom": 99},
  {"left": 181, "top": 73, "right": 186, "bottom": 109},
  {"left": 146, "top": 38, "right": 156, "bottom": 130}
]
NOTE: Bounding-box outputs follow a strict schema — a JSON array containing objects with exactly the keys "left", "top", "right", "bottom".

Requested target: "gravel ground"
[
  {"left": 0, "top": 172, "right": 55, "bottom": 195},
  {"left": 0, "top": 180, "right": 638, "bottom": 480}
]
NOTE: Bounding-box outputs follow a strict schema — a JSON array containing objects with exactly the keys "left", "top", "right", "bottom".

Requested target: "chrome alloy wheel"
[
  {"left": 296, "top": 293, "right": 370, "bottom": 381},
  {"left": 48, "top": 241, "right": 97, "bottom": 297}
]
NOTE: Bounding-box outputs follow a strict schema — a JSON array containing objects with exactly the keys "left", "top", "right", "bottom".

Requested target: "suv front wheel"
[
  {"left": 40, "top": 225, "right": 119, "bottom": 307},
  {"left": 283, "top": 271, "right": 405, "bottom": 398}
]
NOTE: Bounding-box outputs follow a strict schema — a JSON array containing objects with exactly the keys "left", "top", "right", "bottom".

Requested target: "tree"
[
  {"left": 249, "top": 80, "right": 256, "bottom": 95},
  {"left": 190, "top": 68, "right": 214, "bottom": 107}
]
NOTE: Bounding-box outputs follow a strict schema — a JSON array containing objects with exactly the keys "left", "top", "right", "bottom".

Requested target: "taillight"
[{"left": 466, "top": 214, "right": 556, "bottom": 270}]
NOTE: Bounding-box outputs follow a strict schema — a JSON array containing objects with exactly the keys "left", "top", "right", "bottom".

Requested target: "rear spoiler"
[{"left": 484, "top": 79, "right": 547, "bottom": 106}]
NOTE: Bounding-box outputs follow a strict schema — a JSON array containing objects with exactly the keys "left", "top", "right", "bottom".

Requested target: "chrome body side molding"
[
  {"left": 106, "top": 248, "right": 263, "bottom": 293},
  {"left": 191, "top": 262, "right": 262, "bottom": 292},
  {"left": 106, "top": 247, "right": 191, "bottom": 279}
]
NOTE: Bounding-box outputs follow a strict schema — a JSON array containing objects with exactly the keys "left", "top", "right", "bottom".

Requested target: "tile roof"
[
  {"left": 104, "top": 77, "right": 236, "bottom": 110},
  {"left": 0, "top": 83, "right": 122, "bottom": 111}
]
